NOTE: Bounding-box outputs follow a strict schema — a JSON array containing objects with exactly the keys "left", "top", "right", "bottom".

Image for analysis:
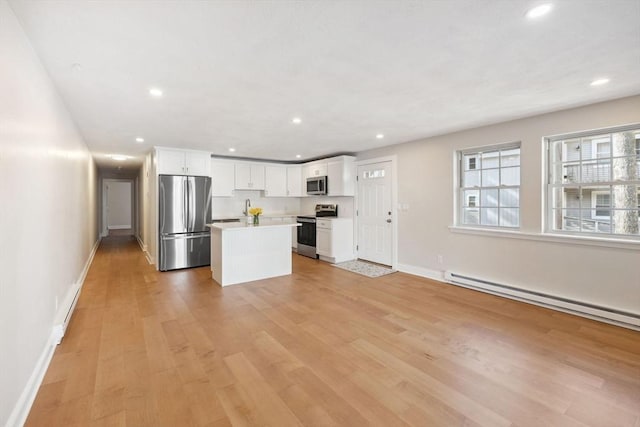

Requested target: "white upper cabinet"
[
  {"left": 156, "top": 148, "right": 210, "bottom": 176},
  {"left": 299, "top": 155, "right": 355, "bottom": 196},
  {"left": 235, "top": 162, "right": 265, "bottom": 190},
  {"left": 211, "top": 159, "right": 235, "bottom": 197},
  {"left": 327, "top": 156, "right": 355, "bottom": 196},
  {"left": 264, "top": 165, "right": 287, "bottom": 197},
  {"left": 185, "top": 151, "right": 211, "bottom": 176},
  {"left": 286, "top": 165, "right": 303, "bottom": 197},
  {"left": 157, "top": 149, "right": 185, "bottom": 175},
  {"left": 302, "top": 162, "right": 328, "bottom": 179}
]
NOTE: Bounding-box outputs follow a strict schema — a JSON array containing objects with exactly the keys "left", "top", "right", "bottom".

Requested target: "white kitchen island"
[{"left": 207, "top": 220, "right": 300, "bottom": 286}]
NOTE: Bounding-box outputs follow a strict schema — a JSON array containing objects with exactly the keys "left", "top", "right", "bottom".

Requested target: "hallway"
[{"left": 25, "top": 237, "right": 640, "bottom": 426}]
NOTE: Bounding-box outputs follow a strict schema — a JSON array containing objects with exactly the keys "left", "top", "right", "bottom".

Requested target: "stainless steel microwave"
[{"left": 306, "top": 176, "right": 327, "bottom": 195}]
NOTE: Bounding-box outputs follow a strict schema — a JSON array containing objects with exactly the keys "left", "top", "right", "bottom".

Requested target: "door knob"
[{"left": 386, "top": 219, "right": 392, "bottom": 223}]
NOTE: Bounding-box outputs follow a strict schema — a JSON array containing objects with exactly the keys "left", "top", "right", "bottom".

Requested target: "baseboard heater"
[
  {"left": 52, "top": 284, "right": 81, "bottom": 344},
  {"left": 444, "top": 272, "right": 640, "bottom": 331}
]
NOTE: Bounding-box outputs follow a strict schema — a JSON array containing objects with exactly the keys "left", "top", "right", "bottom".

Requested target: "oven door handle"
[{"left": 296, "top": 218, "right": 316, "bottom": 223}]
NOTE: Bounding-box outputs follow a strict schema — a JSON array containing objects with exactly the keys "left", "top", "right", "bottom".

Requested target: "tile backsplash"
[
  {"left": 212, "top": 190, "right": 302, "bottom": 217},
  {"left": 212, "top": 191, "right": 355, "bottom": 218}
]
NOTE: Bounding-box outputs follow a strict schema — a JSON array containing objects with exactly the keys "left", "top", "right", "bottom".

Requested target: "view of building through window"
[
  {"left": 547, "top": 126, "right": 640, "bottom": 237},
  {"left": 459, "top": 144, "right": 521, "bottom": 228}
]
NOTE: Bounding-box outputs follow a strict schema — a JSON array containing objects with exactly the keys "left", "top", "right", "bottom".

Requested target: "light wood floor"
[{"left": 26, "top": 236, "right": 640, "bottom": 426}]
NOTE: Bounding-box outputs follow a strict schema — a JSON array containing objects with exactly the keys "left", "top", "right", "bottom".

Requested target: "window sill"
[{"left": 448, "top": 226, "right": 640, "bottom": 250}]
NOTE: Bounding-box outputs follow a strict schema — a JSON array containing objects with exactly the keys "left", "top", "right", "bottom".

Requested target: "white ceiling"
[{"left": 9, "top": 0, "right": 640, "bottom": 171}]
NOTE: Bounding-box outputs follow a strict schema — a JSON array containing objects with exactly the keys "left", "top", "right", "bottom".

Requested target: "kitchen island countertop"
[{"left": 207, "top": 218, "right": 299, "bottom": 231}]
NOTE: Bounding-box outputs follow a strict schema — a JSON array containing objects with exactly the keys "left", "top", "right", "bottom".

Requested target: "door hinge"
[
  {"left": 356, "top": 210, "right": 358, "bottom": 216},
  {"left": 356, "top": 245, "right": 359, "bottom": 250}
]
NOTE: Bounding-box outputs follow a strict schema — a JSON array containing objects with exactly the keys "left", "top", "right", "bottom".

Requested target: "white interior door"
[{"left": 357, "top": 161, "right": 392, "bottom": 265}]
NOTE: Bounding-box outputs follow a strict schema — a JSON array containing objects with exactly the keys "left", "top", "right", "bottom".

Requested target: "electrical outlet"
[{"left": 437, "top": 255, "right": 444, "bottom": 265}]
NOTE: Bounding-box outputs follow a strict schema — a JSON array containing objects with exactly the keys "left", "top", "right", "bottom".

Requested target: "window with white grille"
[
  {"left": 458, "top": 143, "right": 521, "bottom": 228},
  {"left": 547, "top": 125, "right": 640, "bottom": 238}
]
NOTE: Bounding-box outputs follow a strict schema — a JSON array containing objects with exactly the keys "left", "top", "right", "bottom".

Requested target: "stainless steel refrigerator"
[{"left": 159, "top": 175, "right": 212, "bottom": 271}]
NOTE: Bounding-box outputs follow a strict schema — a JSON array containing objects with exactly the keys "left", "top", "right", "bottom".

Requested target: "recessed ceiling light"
[
  {"left": 110, "top": 154, "right": 129, "bottom": 161},
  {"left": 296, "top": 154, "right": 301, "bottom": 158},
  {"left": 376, "top": 134, "right": 385, "bottom": 139},
  {"left": 526, "top": 3, "right": 553, "bottom": 19},
  {"left": 590, "top": 78, "right": 610, "bottom": 86},
  {"left": 135, "top": 137, "right": 144, "bottom": 143},
  {"left": 228, "top": 148, "right": 236, "bottom": 152},
  {"left": 292, "top": 117, "right": 302, "bottom": 124},
  {"left": 149, "top": 87, "right": 163, "bottom": 97}
]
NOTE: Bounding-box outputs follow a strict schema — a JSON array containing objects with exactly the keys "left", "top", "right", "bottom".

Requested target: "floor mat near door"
[{"left": 332, "top": 260, "right": 396, "bottom": 278}]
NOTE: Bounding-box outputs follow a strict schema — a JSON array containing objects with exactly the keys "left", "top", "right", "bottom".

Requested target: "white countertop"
[
  {"left": 207, "top": 218, "right": 300, "bottom": 231},
  {"left": 212, "top": 214, "right": 300, "bottom": 221}
]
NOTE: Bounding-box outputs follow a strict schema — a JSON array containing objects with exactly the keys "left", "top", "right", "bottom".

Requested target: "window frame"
[
  {"left": 590, "top": 137, "right": 611, "bottom": 162},
  {"left": 544, "top": 123, "right": 640, "bottom": 240},
  {"left": 457, "top": 142, "right": 521, "bottom": 229},
  {"left": 590, "top": 191, "right": 610, "bottom": 220},
  {"left": 468, "top": 157, "right": 477, "bottom": 170}
]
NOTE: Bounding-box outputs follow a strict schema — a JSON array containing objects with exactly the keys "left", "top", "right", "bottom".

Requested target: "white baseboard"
[
  {"left": 4, "top": 331, "right": 58, "bottom": 427},
  {"left": 107, "top": 225, "right": 131, "bottom": 230},
  {"left": 136, "top": 235, "right": 146, "bottom": 251},
  {"left": 397, "top": 263, "right": 639, "bottom": 331},
  {"left": 397, "top": 263, "right": 445, "bottom": 282},
  {"left": 6, "top": 237, "right": 101, "bottom": 427},
  {"left": 444, "top": 271, "right": 640, "bottom": 331},
  {"left": 135, "top": 236, "right": 154, "bottom": 265},
  {"left": 52, "top": 237, "right": 101, "bottom": 343}
]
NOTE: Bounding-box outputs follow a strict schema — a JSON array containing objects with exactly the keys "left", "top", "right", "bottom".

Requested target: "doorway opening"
[{"left": 102, "top": 179, "right": 134, "bottom": 237}]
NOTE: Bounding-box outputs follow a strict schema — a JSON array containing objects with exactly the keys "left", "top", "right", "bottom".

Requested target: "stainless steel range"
[{"left": 296, "top": 204, "right": 338, "bottom": 258}]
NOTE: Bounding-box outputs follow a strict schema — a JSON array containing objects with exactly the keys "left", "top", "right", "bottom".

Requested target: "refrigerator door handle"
[
  {"left": 187, "top": 178, "right": 190, "bottom": 231},
  {"left": 188, "top": 177, "right": 195, "bottom": 231},
  {"left": 184, "top": 177, "right": 189, "bottom": 231}
]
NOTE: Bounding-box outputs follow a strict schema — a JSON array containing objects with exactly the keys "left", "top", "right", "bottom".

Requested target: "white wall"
[
  {"left": 137, "top": 153, "right": 152, "bottom": 259},
  {"left": 0, "top": 2, "right": 99, "bottom": 425},
  {"left": 106, "top": 181, "right": 132, "bottom": 229},
  {"left": 357, "top": 95, "right": 640, "bottom": 315}
]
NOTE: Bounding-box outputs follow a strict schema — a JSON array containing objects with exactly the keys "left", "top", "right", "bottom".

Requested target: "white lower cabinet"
[
  {"left": 316, "top": 227, "right": 331, "bottom": 256},
  {"left": 292, "top": 226, "right": 298, "bottom": 249},
  {"left": 315, "top": 218, "right": 354, "bottom": 263}
]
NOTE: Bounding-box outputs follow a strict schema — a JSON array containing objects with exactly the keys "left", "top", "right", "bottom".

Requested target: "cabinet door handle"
[{"left": 386, "top": 219, "right": 392, "bottom": 223}]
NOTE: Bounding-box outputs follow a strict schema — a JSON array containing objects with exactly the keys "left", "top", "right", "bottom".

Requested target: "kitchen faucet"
[{"left": 243, "top": 198, "right": 251, "bottom": 216}]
